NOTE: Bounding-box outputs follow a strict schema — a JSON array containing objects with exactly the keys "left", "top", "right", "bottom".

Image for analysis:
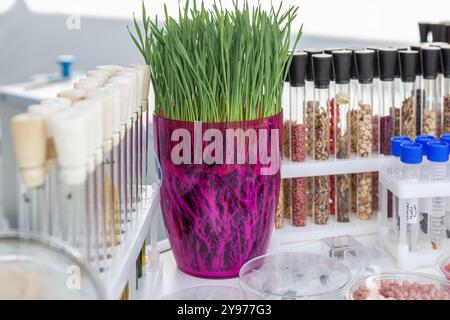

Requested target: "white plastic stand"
[
  {"left": 100, "top": 184, "right": 161, "bottom": 299},
  {"left": 378, "top": 169, "right": 450, "bottom": 270},
  {"left": 274, "top": 155, "right": 395, "bottom": 245}
]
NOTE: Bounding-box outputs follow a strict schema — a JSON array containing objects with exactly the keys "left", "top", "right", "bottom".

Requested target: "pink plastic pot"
[{"left": 153, "top": 112, "right": 282, "bottom": 278}]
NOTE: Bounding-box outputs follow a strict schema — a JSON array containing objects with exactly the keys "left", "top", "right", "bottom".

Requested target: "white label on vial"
[{"left": 402, "top": 199, "right": 418, "bottom": 224}]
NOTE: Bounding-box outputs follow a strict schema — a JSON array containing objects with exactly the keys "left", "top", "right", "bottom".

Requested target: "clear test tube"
[
  {"left": 426, "top": 141, "right": 449, "bottom": 249},
  {"left": 347, "top": 47, "right": 363, "bottom": 214},
  {"left": 11, "top": 114, "right": 47, "bottom": 232},
  {"left": 28, "top": 101, "right": 70, "bottom": 235},
  {"left": 98, "top": 87, "right": 123, "bottom": 240},
  {"left": 72, "top": 100, "right": 105, "bottom": 269},
  {"left": 333, "top": 50, "right": 353, "bottom": 223},
  {"left": 421, "top": 47, "right": 441, "bottom": 138},
  {"left": 130, "top": 64, "right": 150, "bottom": 205},
  {"left": 304, "top": 49, "right": 322, "bottom": 219},
  {"left": 289, "top": 52, "right": 307, "bottom": 227},
  {"left": 125, "top": 68, "right": 144, "bottom": 214},
  {"left": 105, "top": 81, "right": 132, "bottom": 228},
  {"left": 355, "top": 49, "right": 376, "bottom": 220},
  {"left": 325, "top": 48, "right": 343, "bottom": 218},
  {"left": 95, "top": 147, "right": 111, "bottom": 260},
  {"left": 411, "top": 45, "right": 424, "bottom": 137},
  {"left": 109, "top": 75, "right": 135, "bottom": 221},
  {"left": 398, "top": 142, "right": 422, "bottom": 251},
  {"left": 281, "top": 56, "right": 292, "bottom": 223},
  {"left": 379, "top": 48, "right": 398, "bottom": 156},
  {"left": 399, "top": 50, "right": 419, "bottom": 138},
  {"left": 87, "top": 90, "right": 118, "bottom": 248},
  {"left": 312, "top": 53, "right": 332, "bottom": 225},
  {"left": 116, "top": 71, "right": 139, "bottom": 215},
  {"left": 390, "top": 136, "right": 412, "bottom": 237},
  {"left": 441, "top": 46, "right": 450, "bottom": 134},
  {"left": 51, "top": 109, "right": 90, "bottom": 260},
  {"left": 440, "top": 134, "right": 450, "bottom": 239},
  {"left": 277, "top": 56, "right": 292, "bottom": 228}
]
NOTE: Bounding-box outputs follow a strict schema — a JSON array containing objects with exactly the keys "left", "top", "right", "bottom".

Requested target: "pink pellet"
[
  {"left": 292, "top": 178, "right": 306, "bottom": 227},
  {"left": 352, "top": 280, "right": 450, "bottom": 300}
]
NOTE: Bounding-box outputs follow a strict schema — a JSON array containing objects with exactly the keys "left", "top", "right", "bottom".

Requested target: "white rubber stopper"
[
  {"left": 87, "top": 90, "right": 114, "bottom": 142},
  {"left": 40, "top": 97, "right": 71, "bottom": 109},
  {"left": 51, "top": 109, "right": 88, "bottom": 185},
  {"left": 129, "top": 64, "right": 150, "bottom": 105},
  {"left": 71, "top": 100, "right": 97, "bottom": 156},
  {"left": 109, "top": 75, "right": 136, "bottom": 118},
  {"left": 96, "top": 65, "right": 125, "bottom": 77},
  {"left": 11, "top": 113, "right": 47, "bottom": 187},
  {"left": 97, "top": 86, "right": 121, "bottom": 134},
  {"left": 116, "top": 70, "right": 138, "bottom": 113},
  {"left": 57, "top": 89, "right": 86, "bottom": 103},
  {"left": 104, "top": 82, "right": 131, "bottom": 125},
  {"left": 73, "top": 78, "right": 102, "bottom": 93}
]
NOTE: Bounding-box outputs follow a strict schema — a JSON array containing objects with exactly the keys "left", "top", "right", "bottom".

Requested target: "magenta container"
[{"left": 153, "top": 112, "right": 282, "bottom": 278}]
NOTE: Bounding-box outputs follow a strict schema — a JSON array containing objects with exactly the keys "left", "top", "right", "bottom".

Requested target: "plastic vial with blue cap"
[
  {"left": 439, "top": 134, "right": 450, "bottom": 239},
  {"left": 414, "top": 135, "right": 436, "bottom": 239},
  {"left": 415, "top": 135, "right": 436, "bottom": 178},
  {"left": 399, "top": 142, "right": 423, "bottom": 251},
  {"left": 390, "top": 136, "right": 412, "bottom": 238},
  {"left": 426, "top": 141, "right": 449, "bottom": 249},
  {"left": 391, "top": 136, "right": 412, "bottom": 177}
]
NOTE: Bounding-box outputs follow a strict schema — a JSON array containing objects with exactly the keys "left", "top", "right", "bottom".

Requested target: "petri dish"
[
  {"left": 346, "top": 272, "right": 450, "bottom": 300},
  {"left": 161, "top": 286, "right": 260, "bottom": 300},
  {"left": 0, "top": 231, "right": 105, "bottom": 300},
  {"left": 239, "top": 252, "right": 352, "bottom": 300},
  {"left": 437, "top": 251, "right": 450, "bottom": 282}
]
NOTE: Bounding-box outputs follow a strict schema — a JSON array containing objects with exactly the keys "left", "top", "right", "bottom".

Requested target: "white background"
[{"left": 2, "top": 0, "right": 447, "bottom": 43}]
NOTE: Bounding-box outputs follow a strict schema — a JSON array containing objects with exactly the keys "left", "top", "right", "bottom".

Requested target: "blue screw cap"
[
  {"left": 391, "top": 136, "right": 412, "bottom": 157},
  {"left": 415, "top": 135, "right": 436, "bottom": 157},
  {"left": 440, "top": 134, "right": 450, "bottom": 152},
  {"left": 400, "top": 142, "right": 423, "bottom": 164},
  {"left": 426, "top": 141, "right": 449, "bottom": 162}
]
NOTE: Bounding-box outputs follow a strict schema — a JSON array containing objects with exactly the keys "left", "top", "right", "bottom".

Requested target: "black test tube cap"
[
  {"left": 355, "top": 49, "right": 375, "bottom": 83},
  {"left": 367, "top": 46, "right": 380, "bottom": 78},
  {"left": 399, "top": 50, "right": 418, "bottom": 82},
  {"left": 324, "top": 48, "right": 342, "bottom": 81},
  {"left": 346, "top": 46, "right": 365, "bottom": 80},
  {"left": 419, "top": 22, "right": 430, "bottom": 43},
  {"left": 442, "top": 46, "right": 450, "bottom": 78},
  {"left": 304, "top": 48, "right": 323, "bottom": 82},
  {"left": 422, "top": 46, "right": 441, "bottom": 79},
  {"left": 411, "top": 45, "right": 423, "bottom": 76},
  {"left": 332, "top": 50, "right": 352, "bottom": 85},
  {"left": 312, "top": 53, "right": 332, "bottom": 89},
  {"left": 379, "top": 48, "right": 398, "bottom": 81},
  {"left": 289, "top": 51, "right": 307, "bottom": 87}
]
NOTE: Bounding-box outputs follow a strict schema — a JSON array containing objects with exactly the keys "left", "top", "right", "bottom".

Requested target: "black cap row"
[
  {"left": 286, "top": 44, "right": 450, "bottom": 86},
  {"left": 410, "top": 44, "right": 450, "bottom": 79},
  {"left": 419, "top": 22, "right": 450, "bottom": 44}
]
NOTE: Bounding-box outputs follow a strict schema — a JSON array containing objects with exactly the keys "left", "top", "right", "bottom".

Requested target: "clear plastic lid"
[
  {"left": 437, "top": 251, "right": 450, "bottom": 282},
  {"left": 0, "top": 231, "right": 105, "bottom": 300},
  {"left": 239, "top": 252, "right": 351, "bottom": 300},
  {"left": 161, "top": 286, "right": 260, "bottom": 300}
]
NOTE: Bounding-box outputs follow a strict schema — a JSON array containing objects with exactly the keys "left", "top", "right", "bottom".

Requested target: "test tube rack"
[
  {"left": 378, "top": 168, "right": 450, "bottom": 270},
  {"left": 100, "top": 184, "right": 162, "bottom": 300},
  {"left": 271, "top": 155, "right": 396, "bottom": 249}
]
